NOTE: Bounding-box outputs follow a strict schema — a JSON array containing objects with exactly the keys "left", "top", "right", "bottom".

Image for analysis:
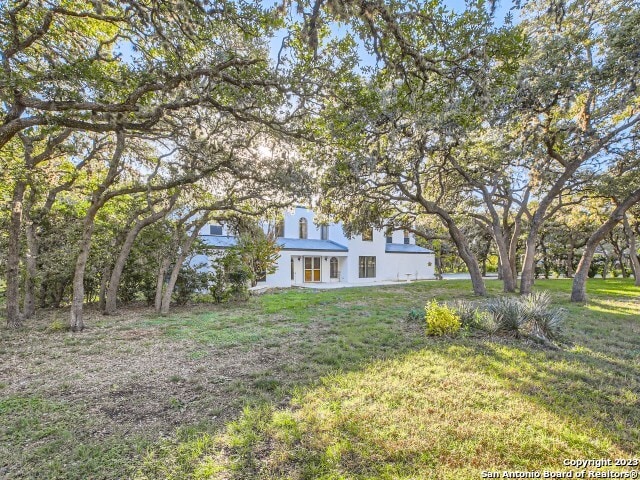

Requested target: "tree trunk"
[
  {"left": 98, "top": 263, "right": 110, "bottom": 312},
  {"left": 445, "top": 222, "right": 486, "bottom": 296},
  {"left": 6, "top": 181, "right": 26, "bottom": 327},
  {"left": 104, "top": 203, "right": 175, "bottom": 315},
  {"left": 619, "top": 251, "right": 629, "bottom": 278},
  {"left": 397, "top": 182, "right": 486, "bottom": 295},
  {"left": 494, "top": 232, "right": 516, "bottom": 292},
  {"left": 70, "top": 203, "right": 101, "bottom": 331},
  {"left": 623, "top": 215, "right": 640, "bottom": 286},
  {"left": 160, "top": 260, "right": 182, "bottom": 316},
  {"left": 600, "top": 246, "right": 609, "bottom": 278},
  {"left": 566, "top": 238, "right": 574, "bottom": 278},
  {"left": 70, "top": 131, "right": 125, "bottom": 331},
  {"left": 508, "top": 217, "right": 522, "bottom": 282},
  {"left": 103, "top": 232, "right": 135, "bottom": 315},
  {"left": 154, "top": 257, "right": 171, "bottom": 312},
  {"left": 520, "top": 212, "right": 548, "bottom": 294},
  {"left": 520, "top": 161, "right": 585, "bottom": 294},
  {"left": 520, "top": 223, "right": 540, "bottom": 294},
  {"left": 159, "top": 217, "right": 209, "bottom": 314},
  {"left": 572, "top": 188, "right": 640, "bottom": 302},
  {"left": 539, "top": 237, "right": 550, "bottom": 279},
  {"left": 23, "top": 214, "right": 38, "bottom": 319}
]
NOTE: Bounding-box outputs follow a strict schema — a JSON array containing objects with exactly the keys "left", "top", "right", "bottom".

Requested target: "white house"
[{"left": 196, "top": 206, "right": 436, "bottom": 288}]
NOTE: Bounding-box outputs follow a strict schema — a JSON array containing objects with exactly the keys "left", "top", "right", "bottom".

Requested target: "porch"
[{"left": 290, "top": 253, "right": 347, "bottom": 286}]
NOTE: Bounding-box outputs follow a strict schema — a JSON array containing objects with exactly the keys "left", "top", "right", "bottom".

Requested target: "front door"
[{"left": 304, "top": 256, "right": 321, "bottom": 282}]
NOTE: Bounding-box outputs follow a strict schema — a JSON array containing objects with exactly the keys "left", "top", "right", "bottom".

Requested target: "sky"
[{"left": 266, "top": 0, "right": 517, "bottom": 70}]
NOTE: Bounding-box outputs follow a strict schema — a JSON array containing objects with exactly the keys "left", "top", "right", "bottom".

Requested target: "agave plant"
[
  {"left": 450, "top": 300, "right": 485, "bottom": 329},
  {"left": 529, "top": 308, "right": 566, "bottom": 341},
  {"left": 520, "top": 291, "right": 565, "bottom": 342},
  {"left": 486, "top": 297, "right": 525, "bottom": 338},
  {"left": 520, "top": 291, "right": 552, "bottom": 322}
]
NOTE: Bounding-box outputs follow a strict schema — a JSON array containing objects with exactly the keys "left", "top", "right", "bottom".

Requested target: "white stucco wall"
[
  {"left": 198, "top": 207, "right": 435, "bottom": 288},
  {"left": 377, "top": 252, "right": 435, "bottom": 282},
  {"left": 261, "top": 250, "right": 348, "bottom": 287}
]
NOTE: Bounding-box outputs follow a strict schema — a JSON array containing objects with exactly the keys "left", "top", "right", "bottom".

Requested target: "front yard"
[{"left": 1, "top": 279, "right": 638, "bottom": 479}]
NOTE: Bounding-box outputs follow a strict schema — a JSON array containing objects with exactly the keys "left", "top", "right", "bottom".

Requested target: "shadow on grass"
[
  {"left": 3, "top": 279, "right": 638, "bottom": 479},
  {"left": 134, "top": 283, "right": 639, "bottom": 479}
]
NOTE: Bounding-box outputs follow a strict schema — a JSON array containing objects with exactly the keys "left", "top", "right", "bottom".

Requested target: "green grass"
[
  {"left": 1, "top": 278, "right": 638, "bottom": 479},
  {"left": 0, "top": 396, "right": 146, "bottom": 479},
  {"left": 133, "top": 279, "right": 639, "bottom": 479}
]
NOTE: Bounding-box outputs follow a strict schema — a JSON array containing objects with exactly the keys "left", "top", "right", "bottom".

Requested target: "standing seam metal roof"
[
  {"left": 385, "top": 243, "right": 433, "bottom": 254},
  {"left": 200, "top": 235, "right": 348, "bottom": 252},
  {"left": 200, "top": 236, "right": 431, "bottom": 254}
]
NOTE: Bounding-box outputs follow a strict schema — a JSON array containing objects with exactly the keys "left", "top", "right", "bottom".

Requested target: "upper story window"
[
  {"left": 299, "top": 217, "right": 308, "bottom": 239},
  {"left": 362, "top": 227, "right": 373, "bottom": 242},
  {"left": 275, "top": 220, "right": 285, "bottom": 238},
  {"left": 210, "top": 225, "right": 223, "bottom": 236},
  {"left": 404, "top": 230, "right": 411, "bottom": 244},
  {"left": 320, "top": 225, "right": 329, "bottom": 240},
  {"left": 385, "top": 227, "right": 393, "bottom": 244}
]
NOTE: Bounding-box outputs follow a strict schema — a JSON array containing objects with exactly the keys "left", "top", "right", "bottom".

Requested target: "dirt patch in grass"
[
  {"left": 1, "top": 289, "right": 428, "bottom": 479},
  {"left": 1, "top": 279, "right": 638, "bottom": 479},
  {"left": 0, "top": 304, "right": 301, "bottom": 478}
]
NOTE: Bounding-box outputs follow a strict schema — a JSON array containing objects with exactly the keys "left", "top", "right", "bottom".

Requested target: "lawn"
[{"left": 1, "top": 279, "right": 638, "bottom": 479}]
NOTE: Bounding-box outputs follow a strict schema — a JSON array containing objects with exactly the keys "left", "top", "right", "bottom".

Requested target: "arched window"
[
  {"left": 275, "top": 219, "right": 285, "bottom": 238},
  {"left": 330, "top": 257, "right": 338, "bottom": 278},
  {"left": 299, "top": 217, "right": 308, "bottom": 239}
]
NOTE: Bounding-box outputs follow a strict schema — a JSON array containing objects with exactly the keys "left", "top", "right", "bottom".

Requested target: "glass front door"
[{"left": 304, "top": 256, "right": 321, "bottom": 282}]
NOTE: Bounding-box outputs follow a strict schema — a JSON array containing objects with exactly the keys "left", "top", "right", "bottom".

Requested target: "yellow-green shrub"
[{"left": 425, "top": 300, "right": 461, "bottom": 336}]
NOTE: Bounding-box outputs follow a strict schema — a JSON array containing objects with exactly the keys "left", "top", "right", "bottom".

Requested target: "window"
[
  {"left": 404, "top": 230, "right": 411, "bottom": 244},
  {"left": 362, "top": 227, "right": 373, "bottom": 241},
  {"left": 275, "top": 220, "right": 285, "bottom": 238},
  {"left": 359, "top": 256, "right": 376, "bottom": 278},
  {"left": 210, "top": 225, "right": 223, "bottom": 235},
  {"left": 299, "top": 217, "right": 308, "bottom": 239},
  {"left": 385, "top": 227, "right": 393, "bottom": 244},
  {"left": 320, "top": 225, "right": 329, "bottom": 240},
  {"left": 330, "top": 257, "right": 338, "bottom": 278},
  {"left": 291, "top": 258, "right": 295, "bottom": 280}
]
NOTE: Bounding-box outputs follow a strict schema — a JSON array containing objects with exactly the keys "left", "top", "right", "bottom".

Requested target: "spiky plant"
[
  {"left": 450, "top": 300, "right": 484, "bottom": 329},
  {"left": 486, "top": 297, "right": 525, "bottom": 338},
  {"left": 520, "top": 291, "right": 564, "bottom": 342},
  {"left": 529, "top": 308, "right": 565, "bottom": 342},
  {"left": 520, "top": 291, "right": 552, "bottom": 322}
]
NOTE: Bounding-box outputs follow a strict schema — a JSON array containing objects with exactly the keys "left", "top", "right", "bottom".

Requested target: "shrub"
[
  {"left": 520, "top": 291, "right": 565, "bottom": 341},
  {"left": 449, "top": 299, "right": 486, "bottom": 330},
  {"left": 425, "top": 300, "right": 461, "bottom": 336},
  {"left": 486, "top": 297, "right": 525, "bottom": 338},
  {"left": 46, "top": 318, "right": 69, "bottom": 332},
  {"left": 208, "top": 250, "right": 252, "bottom": 303},
  {"left": 529, "top": 308, "right": 565, "bottom": 342},
  {"left": 520, "top": 290, "right": 552, "bottom": 316},
  {"left": 407, "top": 308, "right": 423, "bottom": 322},
  {"left": 173, "top": 265, "right": 209, "bottom": 306}
]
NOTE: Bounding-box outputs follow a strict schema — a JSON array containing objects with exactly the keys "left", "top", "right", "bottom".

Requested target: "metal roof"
[
  {"left": 385, "top": 243, "right": 433, "bottom": 254},
  {"left": 277, "top": 238, "right": 348, "bottom": 252},
  {"left": 200, "top": 235, "right": 238, "bottom": 248},
  {"left": 200, "top": 235, "right": 348, "bottom": 252}
]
